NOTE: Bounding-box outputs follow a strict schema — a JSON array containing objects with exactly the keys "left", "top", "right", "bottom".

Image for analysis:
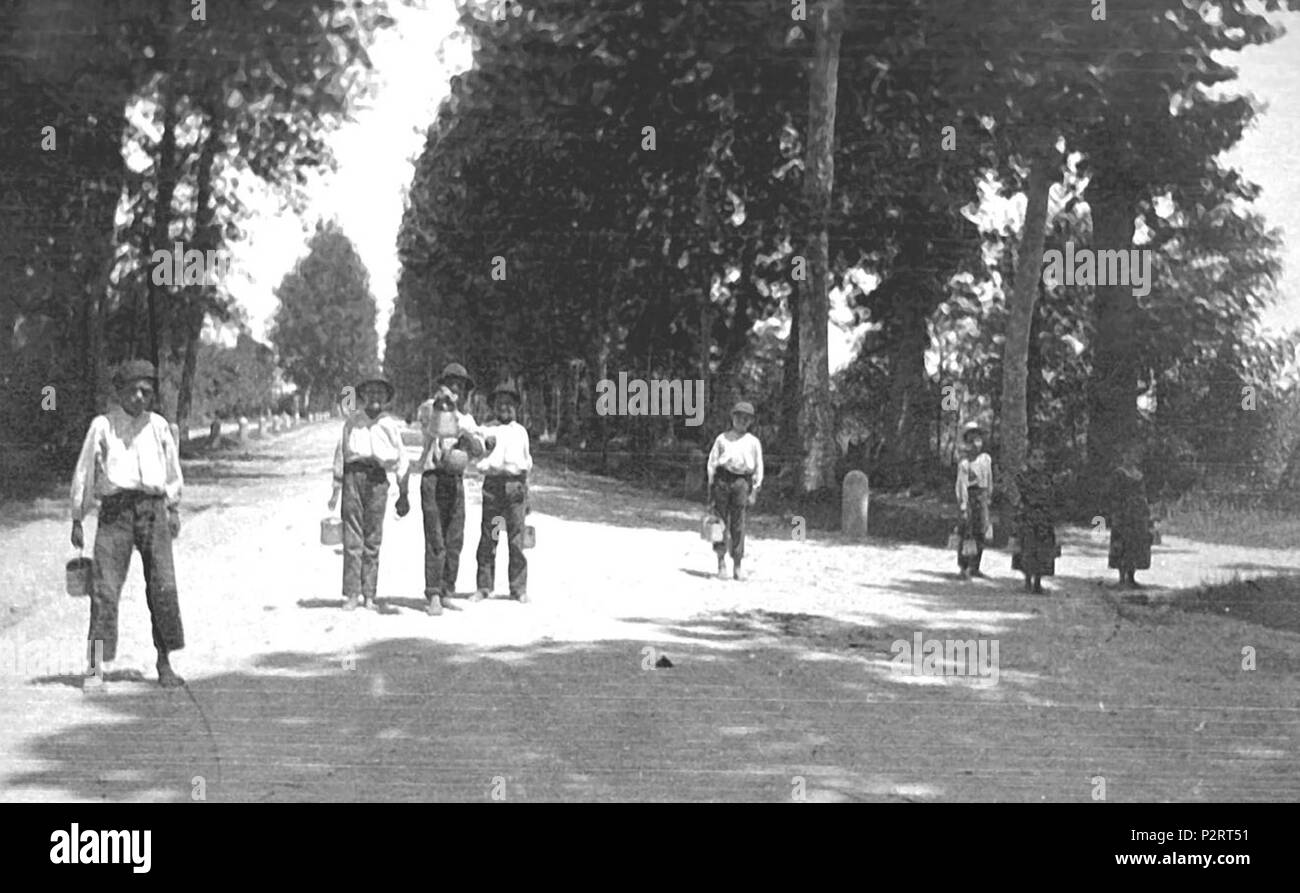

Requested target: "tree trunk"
[
  {"left": 999, "top": 135, "right": 1056, "bottom": 511},
  {"left": 780, "top": 291, "right": 800, "bottom": 462},
  {"left": 147, "top": 80, "right": 176, "bottom": 376},
  {"left": 796, "top": 0, "right": 844, "bottom": 494},
  {"left": 715, "top": 239, "right": 756, "bottom": 400},
  {"left": 175, "top": 100, "right": 223, "bottom": 438},
  {"left": 877, "top": 296, "right": 930, "bottom": 488},
  {"left": 871, "top": 255, "right": 935, "bottom": 488},
  {"left": 1084, "top": 178, "right": 1140, "bottom": 514}
]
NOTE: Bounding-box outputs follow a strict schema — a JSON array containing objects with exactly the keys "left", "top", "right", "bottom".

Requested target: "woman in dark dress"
[
  {"left": 1108, "top": 445, "right": 1153, "bottom": 588},
  {"left": 1012, "top": 446, "right": 1057, "bottom": 594}
]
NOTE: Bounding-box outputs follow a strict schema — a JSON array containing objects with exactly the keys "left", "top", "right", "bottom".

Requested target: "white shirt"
[
  {"left": 707, "top": 431, "right": 764, "bottom": 489},
  {"left": 955, "top": 452, "right": 993, "bottom": 506},
  {"left": 477, "top": 421, "right": 532, "bottom": 476},
  {"left": 415, "top": 397, "right": 484, "bottom": 472},
  {"left": 70, "top": 406, "right": 183, "bottom": 521},
  {"left": 332, "top": 411, "right": 410, "bottom": 483}
]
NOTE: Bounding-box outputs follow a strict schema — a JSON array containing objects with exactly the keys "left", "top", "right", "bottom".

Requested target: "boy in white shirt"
[
  {"left": 472, "top": 383, "right": 532, "bottom": 602},
  {"left": 707, "top": 401, "right": 764, "bottom": 581},
  {"left": 69, "top": 359, "right": 186, "bottom": 690},
  {"left": 329, "top": 377, "right": 410, "bottom": 610}
]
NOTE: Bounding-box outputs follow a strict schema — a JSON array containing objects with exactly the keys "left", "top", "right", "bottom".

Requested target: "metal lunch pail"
[
  {"left": 66, "top": 556, "right": 93, "bottom": 597},
  {"left": 321, "top": 516, "right": 343, "bottom": 546}
]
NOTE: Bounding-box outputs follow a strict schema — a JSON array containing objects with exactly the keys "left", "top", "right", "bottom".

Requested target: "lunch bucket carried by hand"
[
  {"left": 440, "top": 447, "right": 469, "bottom": 474},
  {"left": 701, "top": 515, "right": 725, "bottom": 543},
  {"left": 66, "top": 556, "right": 93, "bottom": 598},
  {"left": 320, "top": 516, "right": 343, "bottom": 546},
  {"left": 523, "top": 524, "right": 536, "bottom": 549},
  {"left": 432, "top": 409, "right": 458, "bottom": 438}
]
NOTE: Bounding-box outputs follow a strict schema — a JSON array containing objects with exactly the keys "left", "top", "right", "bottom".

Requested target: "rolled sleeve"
[
  {"left": 752, "top": 439, "right": 764, "bottom": 490},
  {"left": 70, "top": 418, "right": 102, "bottom": 522},
  {"left": 161, "top": 420, "right": 183, "bottom": 508},
  {"left": 520, "top": 431, "right": 533, "bottom": 473},
  {"left": 389, "top": 419, "right": 410, "bottom": 481},
  {"left": 332, "top": 424, "right": 347, "bottom": 483}
]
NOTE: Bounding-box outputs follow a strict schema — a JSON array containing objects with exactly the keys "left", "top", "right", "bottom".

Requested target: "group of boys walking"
[{"left": 331, "top": 362, "right": 533, "bottom": 615}]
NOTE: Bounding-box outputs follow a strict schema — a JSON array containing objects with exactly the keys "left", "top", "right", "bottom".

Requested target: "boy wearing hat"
[
  {"left": 955, "top": 421, "right": 993, "bottom": 581},
  {"left": 414, "top": 362, "right": 486, "bottom": 615},
  {"left": 329, "top": 377, "right": 410, "bottom": 610},
  {"left": 706, "top": 401, "right": 764, "bottom": 581},
  {"left": 473, "top": 383, "right": 532, "bottom": 602},
  {"left": 70, "top": 359, "right": 186, "bottom": 690}
]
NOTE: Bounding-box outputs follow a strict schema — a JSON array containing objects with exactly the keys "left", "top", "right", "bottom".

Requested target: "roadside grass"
[
  {"left": 1176, "top": 572, "right": 1300, "bottom": 634},
  {"left": 1162, "top": 490, "right": 1300, "bottom": 550}
]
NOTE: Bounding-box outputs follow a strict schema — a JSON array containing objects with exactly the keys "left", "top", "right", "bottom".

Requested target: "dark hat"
[
  {"left": 356, "top": 377, "right": 395, "bottom": 403},
  {"left": 438, "top": 363, "right": 475, "bottom": 390},
  {"left": 112, "top": 359, "right": 158, "bottom": 386},
  {"left": 490, "top": 381, "right": 521, "bottom": 403},
  {"left": 731, "top": 401, "right": 756, "bottom": 417}
]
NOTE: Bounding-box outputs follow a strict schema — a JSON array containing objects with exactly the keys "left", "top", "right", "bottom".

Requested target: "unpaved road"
[{"left": 1, "top": 420, "right": 1297, "bottom": 802}]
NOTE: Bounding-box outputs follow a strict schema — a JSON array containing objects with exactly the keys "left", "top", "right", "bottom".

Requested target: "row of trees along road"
[
  {"left": 0, "top": 0, "right": 393, "bottom": 464},
  {"left": 386, "top": 0, "right": 1300, "bottom": 515}
]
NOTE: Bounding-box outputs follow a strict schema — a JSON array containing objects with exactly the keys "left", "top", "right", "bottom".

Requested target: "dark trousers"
[
  {"left": 421, "top": 471, "right": 465, "bottom": 598},
  {"left": 711, "top": 472, "right": 751, "bottom": 562},
  {"left": 342, "top": 463, "right": 389, "bottom": 599},
  {"left": 476, "top": 475, "right": 527, "bottom": 596},
  {"left": 90, "top": 491, "right": 183, "bottom": 663},
  {"left": 957, "top": 486, "right": 989, "bottom": 572}
]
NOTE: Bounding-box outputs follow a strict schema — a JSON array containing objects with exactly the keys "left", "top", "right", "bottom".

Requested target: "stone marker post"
[{"left": 842, "top": 470, "right": 869, "bottom": 539}]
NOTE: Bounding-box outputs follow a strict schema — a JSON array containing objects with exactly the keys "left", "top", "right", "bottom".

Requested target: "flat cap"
[{"left": 112, "top": 359, "right": 158, "bottom": 386}]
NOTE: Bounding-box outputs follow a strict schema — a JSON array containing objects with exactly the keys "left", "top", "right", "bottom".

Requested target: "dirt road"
[{"left": 1, "top": 420, "right": 1297, "bottom": 802}]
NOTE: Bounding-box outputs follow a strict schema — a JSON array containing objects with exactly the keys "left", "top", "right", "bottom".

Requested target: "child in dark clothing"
[
  {"left": 1012, "top": 446, "right": 1058, "bottom": 594},
  {"left": 1108, "top": 444, "right": 1153, "bottom": 589}
]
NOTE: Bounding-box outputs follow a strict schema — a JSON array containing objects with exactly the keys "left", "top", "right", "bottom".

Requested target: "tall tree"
[
  {"left": 794, "top": 0, "right": 844, "bottom": 493},
  {"left": 269, "top": 221, "right": 380, "bottom": 412}
]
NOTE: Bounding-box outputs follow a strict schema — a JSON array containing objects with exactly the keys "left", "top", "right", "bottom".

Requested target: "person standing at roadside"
[
  {"left": 955, "top": 421, "right": 993, "bottom": 581},
  {"left": 414, "top": 363, "right": 485, "bottom": 615},
  {"left": 329, "top": 376, "right": 410, "bottom": 611},
  {"left": 473, "top": 383, "right": 532, "bottom": 603},
  {"left": 70, "top": 359, "right": 186, "bottom": 690},
  {"left": 706, "top": 401, "right": 764, "bottom": 581}
]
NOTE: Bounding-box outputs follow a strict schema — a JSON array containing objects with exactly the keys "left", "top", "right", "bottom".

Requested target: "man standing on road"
[
  {"left": 70, "top": 359, "right": 186, "bottom": 691},
  {"left": 414, "top": 363, "right": 486, "bottom": 616}
]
